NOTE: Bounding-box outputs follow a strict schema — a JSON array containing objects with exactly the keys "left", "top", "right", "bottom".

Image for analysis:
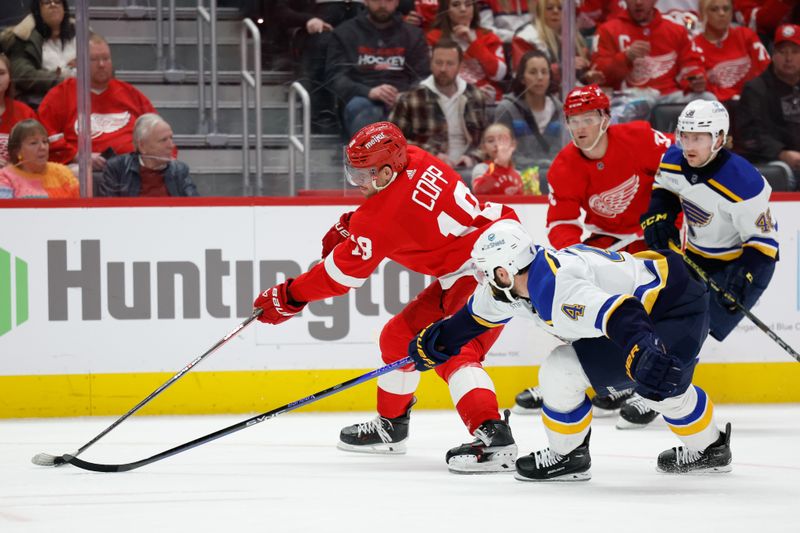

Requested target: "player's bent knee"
[
  {"left": 379, "top": 314, "right": 416, "bottom": 364},
  {"left": 539, "top": 345, "right": 591, "bottom": 404}
]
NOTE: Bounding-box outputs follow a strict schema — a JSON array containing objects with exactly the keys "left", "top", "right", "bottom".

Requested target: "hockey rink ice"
[{"left": 2, "top": 405, "right": 798, "bottom": 532}]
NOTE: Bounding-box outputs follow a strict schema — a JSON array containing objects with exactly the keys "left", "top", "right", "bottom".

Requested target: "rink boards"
[{"left": 1, "top": 197, "right": 799, "bottom": 418}]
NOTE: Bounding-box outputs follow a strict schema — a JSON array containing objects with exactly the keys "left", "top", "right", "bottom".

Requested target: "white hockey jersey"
[
  {"left": 653, "top": 145, "right": 779, "bottom": 262},
  {"left": 467, "top": 245, "right": 678, "bottom": 343}
]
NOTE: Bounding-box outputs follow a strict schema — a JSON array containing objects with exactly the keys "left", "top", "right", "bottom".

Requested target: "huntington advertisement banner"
[{"left": 0, "top": 201, "right": 798, "bottom": 378}]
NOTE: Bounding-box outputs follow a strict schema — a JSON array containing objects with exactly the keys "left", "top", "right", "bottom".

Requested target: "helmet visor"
[{"left": 344, "top": 154, "right": 377, "bottom": 187}]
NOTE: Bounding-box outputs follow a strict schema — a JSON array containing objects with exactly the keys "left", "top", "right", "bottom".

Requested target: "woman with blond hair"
[{"left": 0, "top": 118, "right": 78, "bottom": 199}]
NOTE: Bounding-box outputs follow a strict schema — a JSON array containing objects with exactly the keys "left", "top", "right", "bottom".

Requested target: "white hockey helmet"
[
  {"left": 471, "top": 220, "right": 537, "bottom": 301},
  {"left": 676, "top": 100, "right": 729, "bottom": 162}
]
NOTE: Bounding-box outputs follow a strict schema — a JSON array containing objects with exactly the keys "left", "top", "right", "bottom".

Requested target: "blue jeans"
[{"left": 343, "top": 96, "right": 387, "bottom": 138}]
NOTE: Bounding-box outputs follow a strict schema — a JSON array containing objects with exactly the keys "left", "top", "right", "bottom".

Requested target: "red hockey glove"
[
  {"left": 321, "top": 211, "right": 353, "bottom": 259},
  {"left": 253, "top": 279, "right": 306, "bottom": 325}
]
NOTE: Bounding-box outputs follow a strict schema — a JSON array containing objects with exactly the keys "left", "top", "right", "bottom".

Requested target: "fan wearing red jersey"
[
  {"left": 253, "top": 122, "right": 519, "bottom": 473},
  {"left": 511, "top": 85, "right": 673, "bottom": 418}
]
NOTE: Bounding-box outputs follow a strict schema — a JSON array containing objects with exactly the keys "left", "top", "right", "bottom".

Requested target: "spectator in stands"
[
  {"left": 511, "top": 0, "right": 602, "bottom": 86},
  {"left": 0, "top": 53, "right": 37, "bottom": 167},
  {"left": 426, "top": 0, "right": 507, "bottom": 101},
  {"left": 576, "top": 0, "right": 626, "bottom": 34},
  {"left": 404, "top": 0, "right": 440, "bottom": 31},
  {"left": 0, "top": 0, "right": 76, "bottom": 108},
  {"left": 0, "top": 118, "right": 78, "bottom": 199},
  {"left": 274, "top": 0, "right": 364, "bottom": 133},
  {"left": 695, "top": 0, "right": 771, "bottom": 103},
  {"left": 593, "top": 0, "right": 716, "bottom": 122},
  {"left": 38, "top": 33, "right": 156, "bottom": 171},
  {"left": 99, "top": 114, "right": 197, "bottom": 197},
  {"left": 477, "top": 0, "right": 531, "bottom": 43},
  {"left": 389, "top": 39, "right": 487, "bottom": 170},
  {"left": 736, "top": 24, "right": 800, "bottom": 182},
  {"left": 735, "top": 0, "right": 800, "bottom": 40},
  {"left": 494, "top": 50, "right": 562, "bottom": 177},
  {"left": 326, "top": 0, "right": 430, "bottom": 138},
  {"left": 471, "top": 123, "right": 528, "bottom": 195}
]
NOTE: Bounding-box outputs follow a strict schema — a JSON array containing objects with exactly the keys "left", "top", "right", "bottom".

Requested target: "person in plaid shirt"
[{"left": 388, "top": 39, "right": 488, "bottom": 171}]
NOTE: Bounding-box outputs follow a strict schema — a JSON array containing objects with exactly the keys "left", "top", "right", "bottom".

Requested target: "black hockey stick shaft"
[
  {"left": 680, "top": 251, "right": 800, "bottom": 362},
  {"left": 36, "top": 310, "right": 263, "bottom": 466},
  {"left": 62, "top": 356, "right": 414, "bottom": 473}
]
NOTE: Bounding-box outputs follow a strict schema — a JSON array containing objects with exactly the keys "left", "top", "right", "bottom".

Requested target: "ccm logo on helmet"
[{"left": 365, "top": 133, "right": 387, "bottom": 149}]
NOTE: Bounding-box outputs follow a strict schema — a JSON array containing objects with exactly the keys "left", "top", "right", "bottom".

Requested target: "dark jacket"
[
  {"left": 99, "top": 153, "right": 198, "bottom": 197},
  {"left": 736, "top": 65, "right": 800, "bottom": 162},
  {"left": 494, "top": 93, "right": 563, "bottom": 169},
  {"left": 325, "top": 11, "right": 430, "bottom": 103}
]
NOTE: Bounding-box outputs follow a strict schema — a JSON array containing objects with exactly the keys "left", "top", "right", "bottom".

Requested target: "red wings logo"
[
  {"left": 708, "top": 56, "right": 751, "bottom": 89},
  {"left": 588, "top": 174, "right": 640, "bottom": 218},
  {"left": 73, "top": 112, "right": 132, "bottom": 139},
  {"left": 628, "top": 51, "right": 676, "bottom": 85}
]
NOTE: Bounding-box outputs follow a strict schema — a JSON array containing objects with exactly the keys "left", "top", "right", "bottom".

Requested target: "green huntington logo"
[{"left": 0, "top": 247, "right": 28, "bottom": 337}]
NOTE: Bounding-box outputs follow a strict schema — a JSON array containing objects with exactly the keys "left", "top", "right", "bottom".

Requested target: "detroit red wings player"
[
  {"left": 512, "top": 85, "right": 671, "bottom": 417},
  {"left": 253, "top": 122, "right": 519, "bottom": 473}
]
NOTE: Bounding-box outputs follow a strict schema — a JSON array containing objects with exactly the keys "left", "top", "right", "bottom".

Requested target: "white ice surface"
[{"left": 2, "top": 405, "right": 799, "bottom": 533}]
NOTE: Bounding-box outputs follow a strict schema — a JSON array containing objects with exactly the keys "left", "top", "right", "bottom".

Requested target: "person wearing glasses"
[
  {"left": 510, "top": 84, "right": 674, "bottom": 417},
  {"left": 0, "top": 0, "right": 76, "bottom": 108}
]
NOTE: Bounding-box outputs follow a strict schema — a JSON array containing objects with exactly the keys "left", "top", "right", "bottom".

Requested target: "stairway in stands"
[{"left": 88, "top": 0, "right": 345, "bottom": 196}]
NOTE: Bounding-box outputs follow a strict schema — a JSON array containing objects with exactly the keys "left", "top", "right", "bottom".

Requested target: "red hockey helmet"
[
  {"left": 563, "top": 85, "right": 610, "bottom": 118},
  {"left": 344, "top": 122, "right": 408, "bottom": 188}
]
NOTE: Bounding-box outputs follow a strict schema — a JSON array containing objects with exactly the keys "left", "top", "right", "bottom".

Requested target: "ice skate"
[
  {"left": 511, "top": 386, "right": 543, "bottom": 415},
  {"left": 657, "top": 423, "right": 732, "bottom": 474},
  {"left": 591, "top": 387, "right": 633, "bottom": 418},
  {"left": 514, "top": 431, "right": 592, "bottom": 482},
  {"left": 616, "top": 393, "right": 659, "bottom": 429},
  {"left": 337, "top": 398, "right": 415, "bottom": 454},
  {"left": 446, "top": 411, "right": 517, "bottom": 474}
]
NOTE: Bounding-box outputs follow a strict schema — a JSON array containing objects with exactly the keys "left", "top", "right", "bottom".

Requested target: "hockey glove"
[
  {"left": 718, "top": 265, "right": 753, "bottom": 313},
  {"left": 253, "top": 279, "right": 307, "bottom": 325},
  {"left": 640, "top": 211, "right": 679, "bottom": 251},
  {"left": 321, "top": 211, "right": 353, "bottom": 259},
  {"left": 408, "top": 320, "right": 456, "bottom": 371},
  {"left": 625, "top": 332, "right": 683, "bottom": 398}
]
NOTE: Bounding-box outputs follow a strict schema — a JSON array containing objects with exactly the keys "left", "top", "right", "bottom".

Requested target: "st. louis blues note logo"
[
  {"left": 561, "top": 304, "right": 585, "bottom": 320},
  {"left": 681, "top": 197, "right": 713, "bottom": 227}
]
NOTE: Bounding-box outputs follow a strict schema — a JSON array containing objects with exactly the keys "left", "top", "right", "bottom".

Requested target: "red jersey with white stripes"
[
  {"left": 546, "top": 121, "right": 672, "bottom": 249},
  {"left": 694, "top": 26, "right": 770, "bottom": 102},
  {"left": 290, "top": 146, "right": 517, "bottom": 303}
]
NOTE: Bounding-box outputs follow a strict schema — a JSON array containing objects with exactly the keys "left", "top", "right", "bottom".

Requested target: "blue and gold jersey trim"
[
  {"left": 542, "top": 395, "right": 593, "bottom": 435},
  {"left": 528, "top": 251, "right": 559, "bottom": 324},
  {"left": 686, "top": 241, "right": 744, "bottom": 261},
  {"left": 595, "top": 294, "right": 634, "bottom": 334},
  {"left": 467, "top": 296, "right": 510, "bottom": 329},
  {"left": 706, "top": 178, "right": 743, "bottom": 202},
  {"left": 663, "top": 386, "right": 714, "bottom": 436},
  {"left": 743, "top": 237, "right": 779, "bottom": 259},
  {"left": 659, "top": 162, "right": 682, "bottom": 172},
  {"left": 631, "top": 252, "right": 669, "bottom": 313}
]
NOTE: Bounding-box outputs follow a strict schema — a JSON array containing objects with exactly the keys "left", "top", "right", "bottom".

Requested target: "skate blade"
[
  {"left": 656, "top": 464, "right": 732, "bottom": 475},
  {"left": 510, "top": 404, "right": 540, "bottom": 416},
  {"left": 592, "top": 406, "right": 619, "bottom": 418},
  {"left": 447, "top": 447, "right": 518, "bottom": 474},
  {"left": 514, "top": 469, "right": 592, "bottom": 482},
  {"left": 615, "top": 417, "right": 651, "bottom": 430},
  {"left": 336, "top": 440, "right": 407, "bottom": 455}
]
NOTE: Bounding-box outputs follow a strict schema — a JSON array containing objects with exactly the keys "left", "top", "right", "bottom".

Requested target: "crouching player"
[
  {"left": 624, "top": 100, "right": 780, "bottom": 428},
  {"left": 409, "top": 219, "right": 733, "bottom": 480}
]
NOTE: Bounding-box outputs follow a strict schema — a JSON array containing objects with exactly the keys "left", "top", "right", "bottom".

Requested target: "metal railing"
[
  {"left": 288, "top": 82, "right": 311, "bottom": 196},
  {"left": 155, "top": 0, "right": 185, "bottom": 81},
  {"left": 198, "top": 0, "right": 225, "bottom": 145},
  {"left": 240, "top": 18, "right": 262, "bottom": 195}
]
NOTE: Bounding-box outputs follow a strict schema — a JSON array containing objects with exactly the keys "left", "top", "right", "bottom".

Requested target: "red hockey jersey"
[
  {"left": 0, "top": 97, "right": 37, "bottom": 165},
  {"left": 593, "top": 9, "right": 705, "bottom": 94},
  {"left": 694, "top": 26, "right": 770, "bottom": 102},
  {"left": 37, "top": 78, "right": 156, "bottom": 164},
  {"left": 472, "top": 161, "right": 525, "bottom": 195},
  {"left": 290, "top": 146, "right": 517, "bottom": 303},
  {"left": 546, "top": 121, "right": 672, "bottom": 249},
  {"left": 735, "top": 0, "right": 796, "bottom": 35}
]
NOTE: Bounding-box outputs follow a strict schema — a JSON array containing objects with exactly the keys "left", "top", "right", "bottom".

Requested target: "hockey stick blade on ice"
[
  {"left": 31, "top": 310, "right": 263, "bottom": 467},
  {"left": 60, "top": 356, "right": 414, "bottom": 472},
  {"left": 678, "top": 248, "right": 800, "bottom": 362}
]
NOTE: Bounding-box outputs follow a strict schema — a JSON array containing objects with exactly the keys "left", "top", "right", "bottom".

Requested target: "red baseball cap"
[{"left": 775, "top": 24, "right": 800, "bottom": 47}]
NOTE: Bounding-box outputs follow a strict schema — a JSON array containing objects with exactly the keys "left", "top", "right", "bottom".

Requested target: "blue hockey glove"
[
  {"left": 408, "top": 321, "right": 456, "bottom": 371},
  {"left": 625, "top": 333, "right": 683, "bottom": 398},
  {"left": 718, "top": 265, "right": 753, "bottom": 313},
  {"left": 640, "top": 211, "right": 679, "bottom": 251}
]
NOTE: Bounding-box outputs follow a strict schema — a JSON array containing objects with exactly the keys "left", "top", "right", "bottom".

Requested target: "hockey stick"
[
  {"left": 60, "top": 356, "right": 414, "bottom": 472},
  {"left": 31, "top": 309, "right": 264, "bottom": 467},
  {"left": 679, "top": 249, "right": 800, "bottom": 362}
]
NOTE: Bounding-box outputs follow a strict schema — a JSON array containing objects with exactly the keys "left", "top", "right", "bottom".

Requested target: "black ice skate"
[
  {"left": 657, "top": 422, "right": 732, "bottom": 474},
  {"left": 446, "top": 411, "right": 517, "bottom": 474},
  {"left": 616, "top": 393, "right": 659, "bottom": 429},
  {"left": 511, "top": 386, "right": 543, "bottom": 415},
  {"left": 337, "top": 398, "right": 416, "bottom": 454},
  {"left": 514, "top": 430, "right": 592, "bottom": 482},
  {"left": 591, "top": 387, "right": 634, "bottom": 418}
]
